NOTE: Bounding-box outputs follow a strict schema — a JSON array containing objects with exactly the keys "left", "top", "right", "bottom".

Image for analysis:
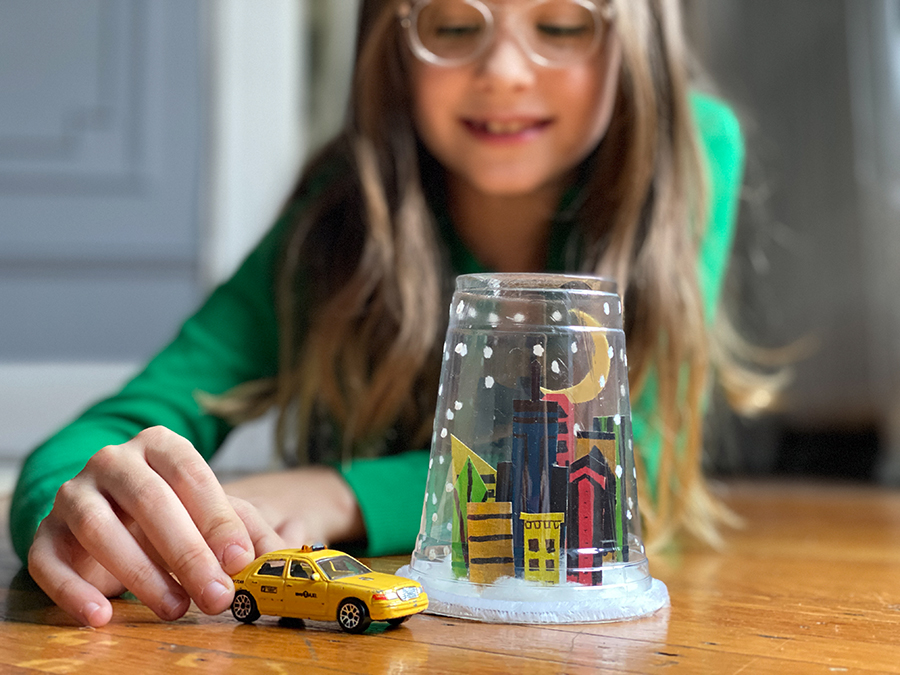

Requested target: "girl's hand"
[
  {"left": 27, "top": 426, "right": 285, "bottom": 628},
  {"left": 223, "top": 467, "right": 366, "bottom": 549}
]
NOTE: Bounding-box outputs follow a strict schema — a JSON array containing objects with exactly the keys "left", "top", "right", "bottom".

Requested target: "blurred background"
[{"left": 1, "top": 0, "right": 899, "bottom": 492}]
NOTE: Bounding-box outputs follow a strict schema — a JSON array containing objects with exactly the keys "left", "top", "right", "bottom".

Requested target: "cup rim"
[{"left": 455, "top": 273, "right": 618, "bottom": 294}]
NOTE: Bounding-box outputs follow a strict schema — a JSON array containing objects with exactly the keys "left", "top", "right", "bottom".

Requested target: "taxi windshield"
[{"left": 315, "top": 555, "right": 372, "bottom": 580}]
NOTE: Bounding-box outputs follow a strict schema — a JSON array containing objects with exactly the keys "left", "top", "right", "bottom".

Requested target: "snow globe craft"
[{"left": 397, "top": 273, "right": 669, "bottom": 623}]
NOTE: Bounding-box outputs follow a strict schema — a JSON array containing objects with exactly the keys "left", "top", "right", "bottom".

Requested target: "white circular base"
[{"left": 397, "top": 564, "right": 669, "bottom": 624}]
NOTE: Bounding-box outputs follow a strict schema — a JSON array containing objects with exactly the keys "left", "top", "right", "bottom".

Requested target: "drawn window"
[
  {"left": 529, "top": 559, "right": 540, "bottom": 570},
  {"left": 257, "top": 559, "right": 286, "bottom": 577},
  {"left": 528, "top": 538, "right": 540, "bottom": 552},
  {"left": 546, "top": 539, "right": 556, "bottom": 554},
  {"left": 545, "top": 559, "right": 555, "bottom": 571}
]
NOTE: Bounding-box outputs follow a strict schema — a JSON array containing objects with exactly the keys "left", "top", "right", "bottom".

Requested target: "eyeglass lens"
[{"left": 413, "top": 0, "right": 599, "bottom": 66}]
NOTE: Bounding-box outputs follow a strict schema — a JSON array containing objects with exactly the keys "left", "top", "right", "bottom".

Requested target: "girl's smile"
[{"left": 460, "top": 115, "right": 554, "bottom": 143}]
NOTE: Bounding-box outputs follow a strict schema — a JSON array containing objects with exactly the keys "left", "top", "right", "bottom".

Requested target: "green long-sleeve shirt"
[{"left": 10, "top": 93, "right": 743, "bottom": 563}]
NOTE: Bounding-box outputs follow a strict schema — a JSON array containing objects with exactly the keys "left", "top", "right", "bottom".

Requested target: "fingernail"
[
  {"left": 162, "top": 592, "right": 187, "bottom": 620},
  {"left": 201, "top": 579, "right": 230, "bottom": 606},
  {"left": 222, "top": 543, "right": 248, "bottom": 569},
  {"left": 83, "top": 601, "right": 103, "bottom": 626}
]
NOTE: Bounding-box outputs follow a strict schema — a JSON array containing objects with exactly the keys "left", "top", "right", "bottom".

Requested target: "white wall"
[{"left": 203, "top": 0, "right": 308, "bottom": 286}]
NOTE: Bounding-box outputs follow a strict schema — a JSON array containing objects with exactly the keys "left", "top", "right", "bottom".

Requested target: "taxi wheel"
[
  {"left": 337, "top": 599, "right": 371, "bottom": 634},
  {"left": 231, "top": 590, "right": 260, "bottom": 623},
  {"left": 387, "top": 616, "right": 409, "bottom": 627}
]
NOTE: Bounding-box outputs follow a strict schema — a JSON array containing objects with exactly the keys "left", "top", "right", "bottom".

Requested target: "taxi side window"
[
  {"left": 256, "top": 559, "right": 286, "bottom": 577},
  {"left": 289, "top": 560, "right": 314, "bottom": 580}
]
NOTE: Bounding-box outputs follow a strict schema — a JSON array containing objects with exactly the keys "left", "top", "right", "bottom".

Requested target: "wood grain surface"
[{"left": 3, "top": 481, "right": 900, "bottom": 674}]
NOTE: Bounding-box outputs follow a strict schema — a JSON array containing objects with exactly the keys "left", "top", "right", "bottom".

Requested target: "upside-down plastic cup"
[{"left": 397, "top": 273, "right": 669, "bottom": 623}]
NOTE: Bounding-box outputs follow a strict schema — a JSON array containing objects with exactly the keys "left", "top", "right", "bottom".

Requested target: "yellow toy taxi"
[{"left": 229, "top": 545, "right": 428, "bottom": 633}]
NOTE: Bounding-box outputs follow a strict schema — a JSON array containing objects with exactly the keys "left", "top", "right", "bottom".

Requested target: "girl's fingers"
[
  {"left": 138, "top": 428, "right": 255, "bottom": 575},
  {"left": 89, "top": 440, "right": 237, "bottom": 616},
  {"left": 228, "top": 496, "right": 287, "bottom": 557},
  {"left": 28, "top": 515, "right": 115, "bottom": 628},
  {"left": 52, "top": 478, "right": 192, "bottom": 621}
]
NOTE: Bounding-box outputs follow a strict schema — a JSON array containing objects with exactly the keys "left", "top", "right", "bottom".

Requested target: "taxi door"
[
  {"left": 284, "top": 559, "right": 328, "bottom": 620},
  {"left": 245, "top": 558, "right": 287, "bottom": 615}
]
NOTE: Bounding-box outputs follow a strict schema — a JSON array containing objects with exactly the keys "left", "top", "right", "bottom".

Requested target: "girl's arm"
[{"left": 11, "top": 218, "right": 291, "bottom": 625}]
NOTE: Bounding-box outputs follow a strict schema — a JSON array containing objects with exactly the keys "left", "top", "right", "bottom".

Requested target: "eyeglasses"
[{"left": 399, "top": 0, "right": 614, "bottom": 69}]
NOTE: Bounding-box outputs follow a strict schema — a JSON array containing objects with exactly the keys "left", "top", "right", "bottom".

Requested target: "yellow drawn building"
[
  {"left": 467, "top": 502, "right": 514, "bottom": 584},
  {"left": 520, "top": 512, "right": 565, "bottom": 584}
]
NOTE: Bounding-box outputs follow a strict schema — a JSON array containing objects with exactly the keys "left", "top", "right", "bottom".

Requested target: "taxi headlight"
[{"left": 372, "top": 589, "right": 399, "bottom": 601}]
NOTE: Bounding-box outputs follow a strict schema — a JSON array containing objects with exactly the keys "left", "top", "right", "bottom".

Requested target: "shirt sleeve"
[
  {"left": 336, "top": 450, "right": 432, "bottom": 557},
  {"left": 9, "top": 219, "right": 287, "bottom": 564}
]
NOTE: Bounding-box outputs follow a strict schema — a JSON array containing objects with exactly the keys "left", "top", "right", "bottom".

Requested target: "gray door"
[{"left": 0, "top": 0, "right": 204, "bottom": 361}]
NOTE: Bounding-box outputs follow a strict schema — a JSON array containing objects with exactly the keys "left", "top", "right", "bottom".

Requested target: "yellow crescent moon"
[{"left": 540, "top": 309, "right": 610, "bottom": 404}]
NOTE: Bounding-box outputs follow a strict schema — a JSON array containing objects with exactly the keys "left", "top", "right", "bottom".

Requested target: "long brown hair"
[{"left": 213, "top": 0, "right": 749, "bottom": 548}]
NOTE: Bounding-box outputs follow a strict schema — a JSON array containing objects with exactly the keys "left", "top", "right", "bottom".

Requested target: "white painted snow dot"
[
  {"left": 454, "top": 400, "right": 463, "bottom": 410},
  {"left": 432, "top": 513, "right": 438, "bottom": 523},
  {"left": 512, "top": 313, "right": 525, "bottom": 323},
  {"left": 447, "top": 523, "right": 453, "bottom": 531},
  {"left": 488, "top": 312, "right": 500, "bottom": 324},
  {"left": 440, "top": 428, "right": 448, "bottom": 439},
  {"left": 608, "top": 345, "right": 614, "bottom": 359},
  {"left": 614, "top": 414, "right": 621, "bottom": 425},
  {"left": 620, "top": 385, "right": 626, "bottom": 397},
  {"left": 571, "top": 343, "right": 579, "bottom": 354},
  {"left": 468, "top": 307, "right": 478, "bottom": 318},
  {"left": 455, "top": 343, "right": 468, "bottom": 356},
  {"left": 457, "top": 301, "right": 465, "bottom": 316},
  {"left": 628, "top": 497, "right": 634, "bottom": 510},
  {"left": 626, "top": 509, "right": 633, "bottom": 521},
  {"left": 533, "top": 344, "right": 544, "bottom": 357},
  {"left": 485, "top": 376, "right": 495, "bottom": 389},
  {"left": 598, "top": 375, "right": 606, "bottom": 388},
  {"left": 432, "top": 493, "right": 437, "bottom": 505},
  {"left": 551, "top": 310, "right": 563, "bottom": 322},
  {"left": 445, "top": 482, "right": 453, "bottom": 493},
  {"left": 604, "top": 302, "right": 610, "bottom": 315},
  {"left": 446, "top": 409, "right": 454, "bottom": 420},
  {"left": 484, "top": 346, "right": 493, "bottom": 359},
  {"left": 439, "top": 455, "right": 445, "bottom": 464},
  {"left": 573, "top": 423, "right": 583, "bottom": 434},
  {"left": 616, "top": 465, "right": 624, "bottom": 478},
  {"left": 551, "top": 360, "right": 561, "bottom": 374}
]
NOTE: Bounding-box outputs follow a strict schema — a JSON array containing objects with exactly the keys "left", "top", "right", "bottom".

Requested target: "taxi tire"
[
  {"left": 387, "top": 616, "right": 409, "bottom": 627},
  {"left": 231, "top": 590, "right": 261, "bottom": 623},
  {"left": 337, "top": 598, "right": 371, "bottom": 634}
]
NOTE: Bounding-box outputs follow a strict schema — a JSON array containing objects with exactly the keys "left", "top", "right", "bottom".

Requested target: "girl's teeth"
[{"left": 485, "top": 120, "right": 530, "bottom": 134}]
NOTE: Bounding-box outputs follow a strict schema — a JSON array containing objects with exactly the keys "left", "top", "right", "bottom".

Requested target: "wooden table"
[{"left": 3, "top": 481, "right": 900, "bottom": 674}]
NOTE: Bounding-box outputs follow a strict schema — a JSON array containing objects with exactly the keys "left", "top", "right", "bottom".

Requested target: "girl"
[{"left": 11, "top": 0, "right": 746, "bottom": 627}]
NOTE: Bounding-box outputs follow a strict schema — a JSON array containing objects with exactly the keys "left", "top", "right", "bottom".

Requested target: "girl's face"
[{"left": 407, "top": 0, "right": 622, "bottom": 198}]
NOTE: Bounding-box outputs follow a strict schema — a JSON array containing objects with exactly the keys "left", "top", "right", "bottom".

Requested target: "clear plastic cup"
[{"left": 397, "top": 273, "right": 669, "bottom": 623}]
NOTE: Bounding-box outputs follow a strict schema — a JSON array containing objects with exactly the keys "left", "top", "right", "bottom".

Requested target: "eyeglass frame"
[{"left": 398, "top": 0, "right": 616, "bottom": 69}]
